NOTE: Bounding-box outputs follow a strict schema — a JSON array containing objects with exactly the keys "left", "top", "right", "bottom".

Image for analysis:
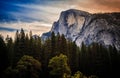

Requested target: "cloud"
[
  {"left": 74, "top": 0, "right": 120, "bottom": 13},
  {"left": 91, "top": 0, "right": 120, "bottom": 12},
  {"left": 15, "top": 3, "right": 72, "bottom": 23},
  {"left": 93, "top": 0, "right": 120, "bottom": 8},
  {"left": 0, "top": 21, "right": 51, "bottom": 38},
  {"left": 0, "top": 27, "right": 17, "bottom": 31}
]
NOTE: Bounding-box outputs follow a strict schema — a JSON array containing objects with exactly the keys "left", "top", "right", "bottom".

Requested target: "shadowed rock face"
[{"left": 41, "top": 9, "right": 120, "bottom": 50}]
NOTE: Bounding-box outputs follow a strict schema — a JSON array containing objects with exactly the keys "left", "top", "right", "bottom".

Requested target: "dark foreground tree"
[
  {"left": 5, "top": 55, "right": 41, "bottom": 78},
  {"left": 16, "top": 55, "right": 41, "bottom": 78},
  {"left": 0, "top": 35, "right": 9, "bottom": 77}
]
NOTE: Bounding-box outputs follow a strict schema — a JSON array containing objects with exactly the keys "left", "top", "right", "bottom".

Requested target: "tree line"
[{"left": 0, "top": 28, "right": 120, "bottom": 78}]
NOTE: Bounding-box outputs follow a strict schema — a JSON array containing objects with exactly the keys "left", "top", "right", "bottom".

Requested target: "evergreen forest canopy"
[{"left": 0, "top": 28, "right": 120, "bottom": 78}]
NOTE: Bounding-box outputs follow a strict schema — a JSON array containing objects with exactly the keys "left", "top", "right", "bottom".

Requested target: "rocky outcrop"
[{"left": 41, "top": 9, "right": 120, "bottom": 50}]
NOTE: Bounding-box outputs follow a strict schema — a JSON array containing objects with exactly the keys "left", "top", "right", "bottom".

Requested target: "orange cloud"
[
  {"left": 92, "top": 0, "right": 120, "bottom": 11},
  {"left": 73, "top": 0, "right": 120, "bottom": 13}
]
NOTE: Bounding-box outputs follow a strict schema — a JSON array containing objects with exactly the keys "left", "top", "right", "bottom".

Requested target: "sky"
[{"left": 0, "top": 0, "right": 120, "bottom": 39}]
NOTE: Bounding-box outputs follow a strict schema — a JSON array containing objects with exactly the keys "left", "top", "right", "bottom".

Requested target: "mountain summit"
[{"left": 41, "top": 9, "right": 120, "bottom": 50}]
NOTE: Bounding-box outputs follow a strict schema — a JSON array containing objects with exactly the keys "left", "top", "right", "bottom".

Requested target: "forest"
[{"left": 0, "top": 28, "right": 120, "bottom": 78}]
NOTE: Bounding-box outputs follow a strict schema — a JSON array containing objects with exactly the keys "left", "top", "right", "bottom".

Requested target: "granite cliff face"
[{"left": 41, "top": 9, "right": 120, "bottom": 50}]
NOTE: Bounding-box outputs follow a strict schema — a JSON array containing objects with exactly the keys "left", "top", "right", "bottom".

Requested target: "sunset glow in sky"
[{"left": 0, "top": 0, "right": 120, "bottom": 38}]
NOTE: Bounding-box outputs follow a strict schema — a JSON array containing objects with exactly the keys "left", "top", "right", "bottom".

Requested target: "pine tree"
[
  {"left": 6, "top": 35, "right": 14, "bottom": 66},
  {"left": 13, "top": 30, "right": 20, "bottom": 65},
  {"left": 13, "top": 29, "right": 26, "bottom": 65},
  {"left": 19, "top": 28, "right": 26, "bottom": 54},
  {"left": 79, "top": 42, "right": 86, "bottom": 72},
  {"left": 51, "top": 32, "right": 56, "bottom": 56},
  {"left": 41, "top": 38, "right": 52, "bottom": 78},
  {"left": 34, "top": 36, "right": 42, "bottom": 61},
  {"left": 29, "top": 30, "right": 34, "bottom": 56},
  {"left": 0, "top": 35, "right": 9, "bottom": 77},
  {"left": 67, "top": 41, "right": 79, "bottom": 73},
  {"left": 59, "top": 34, "right": 67, "bottom": 54},
  {"left": 55, "top": 32, "right": 61, "bottom": 55}
]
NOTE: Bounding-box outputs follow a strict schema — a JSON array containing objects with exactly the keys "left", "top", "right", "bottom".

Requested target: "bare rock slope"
[{"left": 42, "top": 9, "right": 120, "bottom": 50}]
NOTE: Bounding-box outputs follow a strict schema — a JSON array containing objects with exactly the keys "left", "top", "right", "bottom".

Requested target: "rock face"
[{"left": 41, "top": 9, "right": 120, "bottom": 50}]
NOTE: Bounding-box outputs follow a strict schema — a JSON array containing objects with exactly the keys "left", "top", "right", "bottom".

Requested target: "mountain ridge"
[{"left": 41, "top": 9, "right": 120, "bottom": 50}]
